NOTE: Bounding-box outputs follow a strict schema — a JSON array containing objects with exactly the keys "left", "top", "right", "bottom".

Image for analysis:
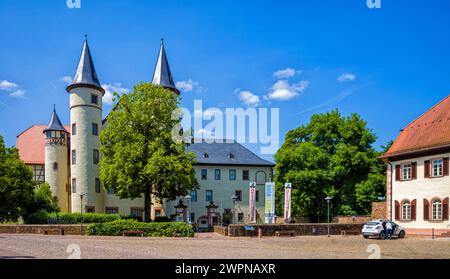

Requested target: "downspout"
[{"left": 390, "top": 161, "right": 393, "bottom": 220}]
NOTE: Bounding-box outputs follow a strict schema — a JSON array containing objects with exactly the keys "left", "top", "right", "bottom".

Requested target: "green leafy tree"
[
  {"left": 274, "top": 110, "right": 386, "bottom": 221},
  {"left": 25, "top": 182, "right": 59, "bottom": 215},
  {"left": 100, "top": 82, "right": 198, "bottom": 222},
  {"left": 0, "top": 135, "right": 35, "bottom": 223}
]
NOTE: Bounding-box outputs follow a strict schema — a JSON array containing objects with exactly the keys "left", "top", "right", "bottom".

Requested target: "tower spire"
[
  {"left": 66, "top": 36, "right": 105, "bottom": 95},
  {"left": 152, "top": 39, "right": 179, "bottom": 94},
  {"left": 43, "top": 107, "right": 68, "bottom": 133}
]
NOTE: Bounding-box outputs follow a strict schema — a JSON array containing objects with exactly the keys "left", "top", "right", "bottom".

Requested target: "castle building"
[
  {"left": 16, "top": 37, "right": 274, "bottom": 226},
  {"left": 381, "top": 95, "right": 450, "bottom": 236}
]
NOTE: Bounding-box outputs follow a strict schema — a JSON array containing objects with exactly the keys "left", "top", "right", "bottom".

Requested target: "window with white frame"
[
  {"left": 402, "top": 201, "right": 411, "bottom": 220},
  {"left": 432, "top": 199, "right": 442, "bottom": 220},
  {"left": 402, "top": 164, "right": 412, "bottom": 180},
  {"left": 432, "top": 159, "right": 443, "bottom": 177}
]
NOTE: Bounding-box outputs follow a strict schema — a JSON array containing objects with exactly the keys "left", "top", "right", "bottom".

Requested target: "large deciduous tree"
[
  {"left": 99, "top": 83, "right": 198, "bottom": 222},
  {"left": 0, "top": 135, "right": 35, "bottom": 223},
  {"left": 274, "top": 110, "right": 387, "bottom": 221}
]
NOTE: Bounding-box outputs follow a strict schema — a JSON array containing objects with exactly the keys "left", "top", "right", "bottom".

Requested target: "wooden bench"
[
  {"left": 122, "top": 230, "right": 144, "bottom": 237},
  {"left": 275, "top": 230, "right": 296, "bottom": 237},
  {"left": 43, "top": 228, "right": 64, "bottom": 236}
]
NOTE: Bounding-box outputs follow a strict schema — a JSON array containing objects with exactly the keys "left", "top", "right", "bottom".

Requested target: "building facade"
[
  {"left": 382, "top": 96, "right": 450, "bottom": 236},
  {"left": 16, "top": 37, "right": 274, "bottom": 227}
]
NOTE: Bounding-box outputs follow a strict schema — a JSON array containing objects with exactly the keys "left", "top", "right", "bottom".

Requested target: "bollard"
[
  {"left": 258, "top": 227, "right": 263, "bottom": 238},
  {"left": 432, "top": 228, "right": 435, "bottom": 240}
]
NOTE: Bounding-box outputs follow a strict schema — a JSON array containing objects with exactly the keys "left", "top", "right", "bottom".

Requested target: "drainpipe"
[{"left": 390, "top": 162, "right": 393, "bottom": 220}]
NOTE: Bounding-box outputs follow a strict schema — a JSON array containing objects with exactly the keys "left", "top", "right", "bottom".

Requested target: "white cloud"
[
  {"left": 102, "top": 83, "right": 130, "bottom": 105},
  {"left": 238, "top": 90, "right": 260, "bottom": 107},
  {"left": 176, "top": 79, "right": 199, "bottom": 92},
  {"left": 273, "top": 68, "right": 301, "bottom": 79},
  {"left": 9, "top": 89, "right": 26, "bottom": 99},
  {"left": 0, "top": 80, "right": 19, "bottom": 91},
  {"left": 337, "top": 73, "right": 356, "bottom": 82},
  {"left": 60, "top": 76, "right": 73, "bottom": 84},
  {"left": 265, "top": 80, "right": 310, "bottom": 101}
]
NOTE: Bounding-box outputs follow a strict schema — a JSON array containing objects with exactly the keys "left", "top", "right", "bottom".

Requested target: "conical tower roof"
[
  {"left": 43, "top": 107, "right": 68, "bottom": 133},
  {"left": 66, "top": 36, "right": 105, "bottom": 95},
  {"left": 152, "top": 39, "right": 179, "bottom": 94}
]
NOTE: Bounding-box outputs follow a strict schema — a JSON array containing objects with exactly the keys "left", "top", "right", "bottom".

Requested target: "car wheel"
[
  {"left": 379, "top": 231, "right": 386, "bottom": 239},
  {"left": 363, "top": 235, "right": 369, "bottom": 239},
  {"left": 398, "top": 230, "right": 405, "bottom": 239}
]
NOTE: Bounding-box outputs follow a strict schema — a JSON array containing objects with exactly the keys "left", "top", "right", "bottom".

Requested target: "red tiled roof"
[
  {"left": 383, "top": 95, "right": 450, "bottom": 158},
  {"left": 16, "top": 125, "right": 70, "bottom": 165}
]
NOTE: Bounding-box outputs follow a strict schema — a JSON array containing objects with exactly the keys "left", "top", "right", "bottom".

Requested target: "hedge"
[
  {"left": 87, "top": 219, "right": 194, "bottom": 237},
  {"left": 25, "top": 211, "right": 121, "bottom": 224}
]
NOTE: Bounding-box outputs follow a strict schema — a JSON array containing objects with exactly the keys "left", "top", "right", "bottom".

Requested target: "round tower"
[
  {"left": 44, "top": 107, "right": 70, "bottom": 212},
  {"left": 66, "top": 36, "right": 105, "bottom": 213}
]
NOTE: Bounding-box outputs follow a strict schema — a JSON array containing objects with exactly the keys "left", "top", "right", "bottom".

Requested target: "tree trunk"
[{"left": 144, "top": 185, "right": 152, "bottom": 223}]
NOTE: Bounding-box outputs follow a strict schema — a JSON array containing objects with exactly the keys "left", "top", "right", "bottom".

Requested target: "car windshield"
[{"left": 366, "top": 222, "right": 380, "bottom": 226}]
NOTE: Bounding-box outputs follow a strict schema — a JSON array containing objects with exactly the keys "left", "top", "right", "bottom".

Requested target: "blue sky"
[{"left": 1, "top": 0, "right": 450, "bottom": 162}]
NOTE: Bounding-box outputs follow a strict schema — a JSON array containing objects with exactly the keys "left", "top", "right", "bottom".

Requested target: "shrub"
[
  {"left": 25, "top": 212, "right": 121, "bottom": 224},
  {"left": 25, "top": 209, "right": 49, "bottom": 224},
  {"left": 87, "top": 219, "right": 194, "bottom": 237}
]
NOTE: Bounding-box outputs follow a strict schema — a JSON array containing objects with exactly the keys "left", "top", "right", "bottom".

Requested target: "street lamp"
[
  {"left": 231, "top": 195, "right": 238, "bottom": 224},
  {"left": 80, "top": 192, "right": 87, "bottom": 236},
  {"left": 325, "top": 196, "right": 332, "bottom": 238},
  {"left": 185, "top": 194, "right": 192, "bottom": 224}
]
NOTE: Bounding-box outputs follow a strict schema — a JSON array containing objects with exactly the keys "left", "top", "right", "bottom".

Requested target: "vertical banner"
[
  {"left": 249, "top": 182, "right": 257, "bottom": 223},
  {"left": 265, "top": 182, "right": 275, "bottom": 224},
  {"left": 284, "top": 183, "right": 292, "bottom": 223}
]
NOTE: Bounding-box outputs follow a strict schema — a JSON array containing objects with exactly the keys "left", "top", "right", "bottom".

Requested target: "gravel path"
[{"left": 0, "top": 234, "right": 449, "bottom": 259}]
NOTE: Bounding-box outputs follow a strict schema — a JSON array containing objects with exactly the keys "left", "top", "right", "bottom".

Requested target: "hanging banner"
[
  {"left": 265, "top": 182, "right": 275, "bottom": 224},
  {"left": 249, "top": 182, "right": 257, "bottom": 223},
  {"left": 284, "top": 183, "right": 292, "bottom": 223}
]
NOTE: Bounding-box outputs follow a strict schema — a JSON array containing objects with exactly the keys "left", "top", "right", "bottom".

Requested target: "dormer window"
[
  {"left": 229, "top": 153, "right": 235, "bottom": 159},
  {"left": 203, "top": 153, "right": 209, "bottom": 158}
]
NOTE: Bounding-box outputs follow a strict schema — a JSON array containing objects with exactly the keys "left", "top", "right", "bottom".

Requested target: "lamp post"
[
  {"left": 231, "top": 195, "right": 238, "bottom": 224},
  {"left": 80, "top": 192, "right": 87, "bottom": 236},
  {"left": 185, "top": 194, "right": 192, "bottom": 224},
  {"left": 325, "top": 196, "right": 332, "bottom": 238}
]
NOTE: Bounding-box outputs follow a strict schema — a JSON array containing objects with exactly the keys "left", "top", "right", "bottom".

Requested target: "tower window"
[
  {"left": 95, "top": 178, "right": 101, "bottom": 193},
  {"left": 45, "top": 131, "right": 52, "bottom": 138},
  {"left": 53, "top": 162, "right": 58, "bottom": 171},
  {"left": 91, "top": 94, "right": 98, "bottom": 105},
  {"left": 93, "top": 149, "right": 100, "bottom": 165},
  {"left": 92, "top": 123, "right": 98, "bottom": 136},
  {"left": 72, "top": 178, "right": 76, "bottom": 193},
  {"left": 72, "top": 123, "right": 76, "bottom": 136},
  {"left": 72, "top": 150, "right": 76, "bottom": 165}
]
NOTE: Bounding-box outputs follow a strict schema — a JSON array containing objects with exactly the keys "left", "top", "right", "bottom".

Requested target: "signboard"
[
  {"left": 249, "top": 182, "right": 257, "bottom": 223},
  {"left": 265, "top": 182, "right": 275, "bottom": 224},
  {"left": 284, "top": 183, "right": 292, "bottom": 223}
]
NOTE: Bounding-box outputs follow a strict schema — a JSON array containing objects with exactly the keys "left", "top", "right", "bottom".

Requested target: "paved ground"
[{"left": 0, "top": 233, "right": 449, "bottom": 259}]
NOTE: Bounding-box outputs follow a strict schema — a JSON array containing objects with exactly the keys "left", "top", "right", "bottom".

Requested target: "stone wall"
[
  {"left": 0, "top": 225, "right": 88, "bottom": 235},
  {"left": 371, "top": 202, "right": 387, "bottom": 219},
  {"left": 213, "top": 226, "right": 228, "bottom": 236},
  {"left": 334, "top": 215, "right": 372, "bottom": 224},
  {"left": 227, "top": 223, "right": 364, "bottom": 237}
]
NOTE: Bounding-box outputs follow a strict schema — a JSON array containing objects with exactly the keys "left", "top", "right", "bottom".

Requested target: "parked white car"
[{"left": 362, "top": 220, "right": 406, "bottom": 239}]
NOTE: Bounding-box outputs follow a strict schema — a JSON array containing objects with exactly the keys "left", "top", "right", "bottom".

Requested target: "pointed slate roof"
[
  {"left": 43, "top": 107, "right": 68, "bottom": 133},
  {"left": 152, "top": 39, "right": 179, "bottom": 94},
  {"left": 66, "top": 36, "right": 105, "bottom": 95}
]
